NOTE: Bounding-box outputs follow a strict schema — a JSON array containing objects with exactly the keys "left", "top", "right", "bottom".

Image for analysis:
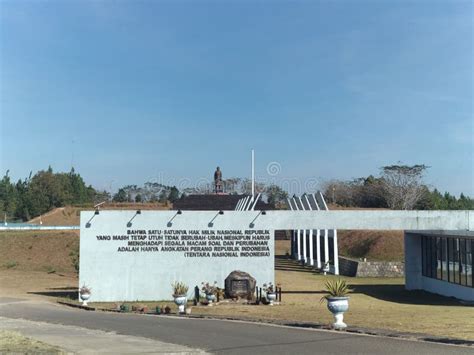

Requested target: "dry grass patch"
[
  {"left": 0, "top": 231, "right": 79, "bottom": 274},
  {"left": 0, "top": 330, "right": 63, "bottom": 354}
]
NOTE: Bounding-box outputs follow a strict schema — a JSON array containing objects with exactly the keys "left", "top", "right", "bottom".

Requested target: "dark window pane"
[
  {"left": 454, "top": 238, "right": 460, "bottom": 284},
  {"left": 469, "top": 241, "right": 473, "bottom": 288},
  {"left": 421, "top": 237, "right": 424, "bottom": 276},
  {"left": 442, "top": 238, "right": 448, "bottom": 281},
  {"left": 460, "top": 239, "right": 467, "bottom": 286},
  {"left": 431, "top": 237, "right": 437, "bottom": 279},
  {"left": 427, "top": 237, "right": 432, "bottom": 278},
  {"left": 436, "top": 237, "right": 442, "bottom": 280},
  {"left": 449, "top": 238, "right": 456, "bottom": 283}
]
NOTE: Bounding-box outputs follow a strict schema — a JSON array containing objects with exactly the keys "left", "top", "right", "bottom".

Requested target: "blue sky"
[{"left": 1, "top": 0, "right": 472, "bottom": 195}]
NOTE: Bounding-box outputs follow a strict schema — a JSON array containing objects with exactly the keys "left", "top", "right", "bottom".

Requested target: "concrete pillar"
[
  {"left": 324, "top": 229, "right": 329, "bottom": 264},
  {"left": 316, "top": 229, "right": 321, "bottom": 268},
  {"left": 297, "top": 229, "right": 301, "bottom": 261},
  {"left": 333, "top": 229, "right": 339, "bottom": 275},
  {"left": 309, "top": 229, "right": 314, "bottom": 266},
  {"left": 405, "top": 232, "right": 422, "bottom": 290},
  {"left": 302, "top": 230, "right": 307, "bottom": 264}
]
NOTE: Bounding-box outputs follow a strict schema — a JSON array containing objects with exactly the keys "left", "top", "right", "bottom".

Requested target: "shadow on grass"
[
  {"left": 281, "top": 290, "right": 326, "bottom": 294},
  {"left": 28, "top": 288, "right": 78, "bottom": 300},
  {"left": 275, "top": 255, "right": 321, "bottom": 274},
  {"left": 351, "top": 284, "right": 464, "bottom": 306}
]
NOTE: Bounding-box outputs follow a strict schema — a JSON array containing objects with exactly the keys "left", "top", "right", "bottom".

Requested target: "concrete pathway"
[
  {"left": 0, "top": 298, "right": 471, "bottom": 354},
  {"left": 0, "top": 316, "right": 207, "bottom": 354}
]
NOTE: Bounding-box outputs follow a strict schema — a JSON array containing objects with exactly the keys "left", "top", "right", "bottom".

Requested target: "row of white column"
[
  {"left": 235, "top": 193, "right": 261, "bottom": 211},
  {"left": 288, "top": 193, "right": 339, "bottom": 275}
]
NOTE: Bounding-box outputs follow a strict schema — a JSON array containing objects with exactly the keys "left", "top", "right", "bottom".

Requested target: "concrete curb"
[{"left": 57, "top": 301, "right": 474, "bottom": 348}]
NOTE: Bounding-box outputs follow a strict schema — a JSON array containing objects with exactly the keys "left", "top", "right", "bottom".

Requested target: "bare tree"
[{"left": 380, "top": 164, "right": 428, "bottom": 210}]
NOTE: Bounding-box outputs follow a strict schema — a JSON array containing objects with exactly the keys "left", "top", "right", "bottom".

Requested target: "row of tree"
[
  {"left": 1, "top": 164, "right": 472, "bottom": 222},
  {"left": 0, "top": 167, "right": 108, "bottom": 221},
  {"left": 112, "top": 184, "right": 180, "bottom": 204},
  {"left": 322, "top": 165, "right": 474, "bottom": 210}
]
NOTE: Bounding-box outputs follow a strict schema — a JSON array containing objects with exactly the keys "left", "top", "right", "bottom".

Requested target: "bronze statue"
[{"left": 214, "top": 167, "right": 223, "bottom": 193}]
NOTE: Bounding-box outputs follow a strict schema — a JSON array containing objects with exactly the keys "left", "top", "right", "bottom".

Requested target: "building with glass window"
[{"left": 405, "top": 230, "right": 473, "bottom": 301}]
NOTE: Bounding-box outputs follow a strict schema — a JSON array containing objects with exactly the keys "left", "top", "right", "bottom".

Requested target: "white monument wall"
[{"left": 79, "top": 210, "right": 274, "bottom": 302}]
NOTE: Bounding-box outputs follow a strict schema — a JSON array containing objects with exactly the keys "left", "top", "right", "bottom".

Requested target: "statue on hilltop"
[{"left": 214, "top": 167, "right": 223, "bottom": 194}]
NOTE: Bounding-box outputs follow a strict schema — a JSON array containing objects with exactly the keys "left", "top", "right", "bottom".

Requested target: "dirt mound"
[
  {"left": 338, "top": 230, "right": 404, "bottom": 261},
  {"left": 0, "top": 230, "right": 79, "bottom": 273}
]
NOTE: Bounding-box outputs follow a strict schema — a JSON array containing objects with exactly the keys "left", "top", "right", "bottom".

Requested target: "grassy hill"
[
  {"left": 28, "top": 203, "right": 170, "bottom": 226},
  {"left": 338, "top": 230, "right": 404, "bottom": 261},
  {"left": 0, "top": 230, "right": 79, "bottom": 274}
]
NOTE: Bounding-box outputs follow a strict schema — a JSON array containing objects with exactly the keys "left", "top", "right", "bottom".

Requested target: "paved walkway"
[
  {"left": 0, "top": 317, "right": 206, "bottom": 354},
  {"left": 0, "top": 298, "right": 471, "bottom": 354}
]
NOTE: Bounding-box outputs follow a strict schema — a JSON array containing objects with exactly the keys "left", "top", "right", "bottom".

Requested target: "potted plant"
[
  {"left": 201, "top": 281, "right": 218, "bottom": 305},
  {"left": 320, "top": 279, "right": 351, "bottom": 329},
  {"left": 262, "top": 282, "right": 277, "bottom": 306},
  {"left": 79, "top": 285, "right": 91, "bottom": 306},
  {"left": 171, "top": 281, "right": 189, "bottom": 314}
]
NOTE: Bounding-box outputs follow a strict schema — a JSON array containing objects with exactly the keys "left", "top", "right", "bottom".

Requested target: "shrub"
[
  {"left": 320, "top": 279, "right": 351, "bottom": 303},
  {"left": 69, "top": 247, "right": 79, "bottom": 273},
  {"left": 5, "top": 261, "right": 17, "bottom": 269},
  {"left": 171, "top": 281, "right": 189, "bottom": 297}
]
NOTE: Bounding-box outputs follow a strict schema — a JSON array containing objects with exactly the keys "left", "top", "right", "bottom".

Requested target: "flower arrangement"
[
  {"left": 171, "top": 281, "right": 189, "bottom": 297},
  {"left": 79, "top": 284, "right": 91, "bottom": 295},
  {"left": 201, "top": 281, "right": 218, "bottom": 295},
  {"left": 319, "top": 279, "right": 351, "bottom": 303},
  {"left": 262, "top": 282, "right": 276, "bottom": 294}
]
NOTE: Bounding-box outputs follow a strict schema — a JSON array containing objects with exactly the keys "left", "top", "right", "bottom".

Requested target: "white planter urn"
[
  {"left": 266, "top": 292, "right": 277, "bottom": 306},
  {"left": 173, "top": 295, "right": 187, "bottom": 314},
  {"left": 80, "top": 293, "right": 91, "bottom": 306},
  {"left": 326, "top": 297, "right": 349, "bottom": 329},
  {"left": 206, "top": 293, "right": 216, "bottom": 305}
]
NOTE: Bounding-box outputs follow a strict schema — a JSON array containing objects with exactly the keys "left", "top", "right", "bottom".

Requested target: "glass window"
[
  {"left": 468, "top": 241, "right": 473, "bottom": 287},
  {"left": 436, "top": 237, "right": 442, "bottom": 280},
  {"left": 421, "top": 236, "right": 426, "bottom": 276},
  {"left": 442, "top": 238, "right": 448, "bottom": 281},
  {"left": 449, "top": 238, "right": 455, "bottom": 283},
  {"left": 454, "top": 239, "right": 460, "bottom": 284},
  {"left": 431, "top": 237, "right": 437, "bottom": 279},
  {"left": 460, "top": 239, "right": 467, "bottom": 286},
  {"left": 421, "top": 235, "right": 473, "bottom": 288}
]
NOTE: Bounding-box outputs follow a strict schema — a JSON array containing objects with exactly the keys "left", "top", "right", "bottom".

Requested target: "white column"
[
  {"left": 297, "top": 229, "right": 301, "bottom": 260},
  {"left": 316, "top": 229, "right": 321, "bottom": 268},
  {"left": 304, "top": 194, "right": 314, "bottom": 266},
  {"left": 333, "top": 229, "right": 339, "bottom": 275},
  {"left": 324, "top": 229, "right": 329, "bottom": 264},
  {"left": 302, "top": 229, "right": 307, "bottom": 264}
]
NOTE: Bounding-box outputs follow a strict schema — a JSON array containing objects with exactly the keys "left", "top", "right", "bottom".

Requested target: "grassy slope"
[
  {"left": 28, "top": 203, "right": 171, "bottom": 226},
  {"left": 0, "top": 230, "right": 79, "bottom": 273},
  {"left": 338, "top": 230, "right": 404, "bottom": 261}
]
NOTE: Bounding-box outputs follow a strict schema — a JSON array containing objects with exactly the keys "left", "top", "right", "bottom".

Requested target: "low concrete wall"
[{"left": 339, "top": 256, "right": 404, "bottom": 277}]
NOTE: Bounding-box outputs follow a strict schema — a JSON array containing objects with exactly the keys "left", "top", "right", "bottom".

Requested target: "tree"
[
  {"left": 168, "top": 186, "right": 180, "bottom": 203},
  {"left": 113, "top": 188, "right": 128, "bottom": 202},
  {"left": 135, "top": 194, "right": 142, "bottom": 203},
  {"left": 265, "top": 184, "right": 288, "bottom": 208},
  {"left": 380, "top": 164, "right": 428, "bottom": 210}
]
